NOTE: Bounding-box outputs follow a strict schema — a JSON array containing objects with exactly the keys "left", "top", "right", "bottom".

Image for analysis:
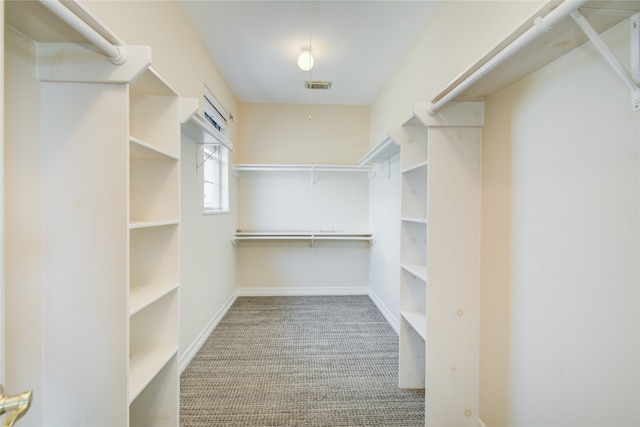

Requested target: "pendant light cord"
[{"left": 307, "top": 0, "right": 312, "bottom": 120}]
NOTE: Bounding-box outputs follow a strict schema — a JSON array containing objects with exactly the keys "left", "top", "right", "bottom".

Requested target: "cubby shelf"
[
  {"left": 401, "top": 160, "right": 428, "bottom": 174},
  {"left": 129, "top": 220, "right": 180, "bottom": 229},
  {"left": 129, "top": 346, "right": 179, "bottom": 403},
  {"left": 129, "top": 282, "right": 180, "bottom": 316},
  {"left": 401, "top": 310, "right": 427, "bottom": 341},
  {"left": 130, "top": 136, "right": 180, "bottom": 161},
  {"left": 401, "top": 217, "right": 428, "bottom": 224},
  {"left": 400, "top": 264, "right": 427, "bottom": 282}
]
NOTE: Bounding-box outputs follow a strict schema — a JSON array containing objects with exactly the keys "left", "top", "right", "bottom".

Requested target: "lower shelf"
[
  {"left": 232, "top": 231, "right": 374, "bottom": 246},
  {"left": 129, "top": 346, "right": 178, "bottom": 403},
  {"left": 400, "top": 310, "right": 426, "bottom": 340}
]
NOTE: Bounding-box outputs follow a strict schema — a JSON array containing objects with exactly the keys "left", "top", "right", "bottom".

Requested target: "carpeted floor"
[{"left": 180, "top": 295, "right": 424, "bottom": 426}]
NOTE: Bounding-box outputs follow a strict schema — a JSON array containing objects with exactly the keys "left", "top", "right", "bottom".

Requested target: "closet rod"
[
  {"left": 39, "top": 0, "right": 127, "bottom": 65},
  {"left": 427, "top": 0, "right": 588, "bottom": 116}
]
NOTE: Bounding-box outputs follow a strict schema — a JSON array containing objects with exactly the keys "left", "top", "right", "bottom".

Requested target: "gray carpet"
[{"left": 180, "top": 295, "right": 424, "bottom": 426}]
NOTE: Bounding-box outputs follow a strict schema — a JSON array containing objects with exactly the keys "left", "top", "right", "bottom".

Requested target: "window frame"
[
  {"left": 202, "top": 143, "right": 229, "bottom": 215},
  {"left": 201, "top": 86, "right": 231, "bottom": 215}
]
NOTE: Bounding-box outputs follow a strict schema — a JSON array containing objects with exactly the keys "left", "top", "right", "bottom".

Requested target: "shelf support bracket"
[
  {"left": 196, "top": 143, "right": 220, "bottom": 171},
  {"left": 570, "top": 10, "right": 640, "bottom": 112}
]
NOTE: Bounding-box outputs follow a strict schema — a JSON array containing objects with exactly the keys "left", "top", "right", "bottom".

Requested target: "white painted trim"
[
  {"left": 179, "top": 292, "right": 237, "bottom": 373},
  {"left": 477, "top": 417, "right": 488, "bottom": 427},
  {"left": 368, "top": 289, "right": 399, "bottom": 335},
  {"left": 236, "top": 286, "right": 369, "bottom": 296}
]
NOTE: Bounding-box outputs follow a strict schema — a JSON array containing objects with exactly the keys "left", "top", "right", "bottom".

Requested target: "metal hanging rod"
[
  {"left": 38, "top": 0, "right": 127, "bottom": 65},
  {"left": 427, "top": 0, "right": 589, "bottom": 116}
]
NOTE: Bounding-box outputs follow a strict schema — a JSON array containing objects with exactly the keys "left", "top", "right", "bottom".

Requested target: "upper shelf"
[
  {"left": 431, "top": 1, "right": 640, "bottom": 105},
  {"left": 358, "top": 137, "right": 400, "bottom": 167},
  {"left": 232, "top": 164, "right": 375, "bottom": 177}
]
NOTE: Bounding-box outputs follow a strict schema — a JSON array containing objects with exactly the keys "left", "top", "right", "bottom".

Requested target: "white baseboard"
[
  {"left": 179, "top": 291, "right": 237, "bottom": 373},
  {"left": 368, "top": 289, "right": 399, "bottom": 334},
  {"left": 236, "top": 286, "right": 369, "bottom": 296}
]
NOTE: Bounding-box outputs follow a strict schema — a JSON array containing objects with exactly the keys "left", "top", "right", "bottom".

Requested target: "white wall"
[
  {"left": 236, "top": 103, "right": 369, "bottom": 165},
  {"left": 235, "top": 169, "right": 370, "bottom": 291},
  {"left": 367, "top": 155, "right": 401, "bottom": 328},
  {"left": 481, "top": 20, "right": 639, "bottom": 426}
]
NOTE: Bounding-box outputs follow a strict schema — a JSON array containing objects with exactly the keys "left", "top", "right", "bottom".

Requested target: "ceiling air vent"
[{"left": 305, "top": 80, "right": 332, "bottom": 90}]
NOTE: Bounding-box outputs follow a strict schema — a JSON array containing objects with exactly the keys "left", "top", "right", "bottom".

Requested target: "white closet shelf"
[
  {"left": 232, "top": 231, "right": 374, "bottom": 245},
  {"left": 233, "top": 164, "right": 374, "bottom": 176},
  {"left": 130, "top": 282, "right": 179, "bottom": 316},
  {"left": 130, "top": 137, "right": 179, "bottom": 161},
  {"left": 401, "top": 264, "right": 428, "bottom": 282},
  {"left": 400, "top": 310, "right": 427, "bottom": 341},
  {"left": 129, "top": 220, "right": 179, "bottom": 229},
  {"left": 358, "top": 136, "right": 400, "bottom": 167},
  {"left": 401, "top": 217, "right": 428, "bottom": 224},
  {"left": 129, "top": 346, "right": 178, "bottom": 403},
  {"left": 401, "top": 161, "right": 428, "bottom": 174}
]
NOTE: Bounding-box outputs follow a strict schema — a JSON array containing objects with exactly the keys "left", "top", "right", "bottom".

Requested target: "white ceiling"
[{"left": 178, "top": 1, "right": 436, "bottom": 106}]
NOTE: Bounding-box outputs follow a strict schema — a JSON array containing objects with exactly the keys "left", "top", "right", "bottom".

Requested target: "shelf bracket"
[
  {"left": 570, "top": 10, "right": 640, "bottom": 112},
  {"left": 632, "top": 13, "right": 640, "bottom": 84},
  {"left": 196, "top": 143, "right": 220, "bottom": 171}
]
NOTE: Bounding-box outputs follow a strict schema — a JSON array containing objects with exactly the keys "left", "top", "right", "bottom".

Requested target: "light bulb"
[{"left": 297, "top": 49, "right": 314, "bottom": 71}]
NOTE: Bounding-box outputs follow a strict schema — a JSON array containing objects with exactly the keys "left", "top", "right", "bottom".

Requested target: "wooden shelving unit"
[
  {"left": 128, "top": 67, "right": 181, "bottom": 425},
  {"left": 396, "top": 103, "right": 483, "bottom": 425},
  {"left": 398, "top": 124, "right": 428, "bottom": 390}
]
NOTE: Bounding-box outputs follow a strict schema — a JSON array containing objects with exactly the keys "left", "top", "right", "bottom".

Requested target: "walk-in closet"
[{"left": 2, "top": 1, "right": 639, "bottom": 426}]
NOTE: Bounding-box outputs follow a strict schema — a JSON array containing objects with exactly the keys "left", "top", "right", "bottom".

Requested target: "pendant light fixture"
[{"left": 297, "top": 47, "right": 314, "bottom": 71}]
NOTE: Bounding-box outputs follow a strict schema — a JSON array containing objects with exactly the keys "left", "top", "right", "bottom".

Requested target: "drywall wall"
[
  {"left": 367, "top": 155, "right": 401, "bottom": 328},
  {"left": 481, "top": 20, "right": 639, "bottom": 426},
  {"left": 84, "top": 0, "right": 239, "bottom": 360},
  {"left": 236, "top": 103, "right": 369, "bottom": 164},
  {"left": 180, "top": 136, "right": 237, "bottom": 355},
  {"left": 3, "top": 26, "right": 44, "bottom": 426},
  {"left": 235, "top": 169, "right": 370, "bottom": 291}
]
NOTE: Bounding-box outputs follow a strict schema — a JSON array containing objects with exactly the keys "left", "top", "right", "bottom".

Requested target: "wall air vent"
[{"left": 305, "top": 80, "right": 332, "bottom": 90}]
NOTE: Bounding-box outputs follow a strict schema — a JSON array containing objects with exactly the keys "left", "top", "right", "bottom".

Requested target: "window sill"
[{"left": 204, "top": 209, "right": 230, "bottom": 216}]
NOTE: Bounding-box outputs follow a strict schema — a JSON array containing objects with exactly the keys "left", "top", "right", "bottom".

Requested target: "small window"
[
  {"left": 203, "top": 144, "right": 229, "bottom": 213},
  {"left": 202, "top": 86, "right": 231, "bottom": 214}
]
